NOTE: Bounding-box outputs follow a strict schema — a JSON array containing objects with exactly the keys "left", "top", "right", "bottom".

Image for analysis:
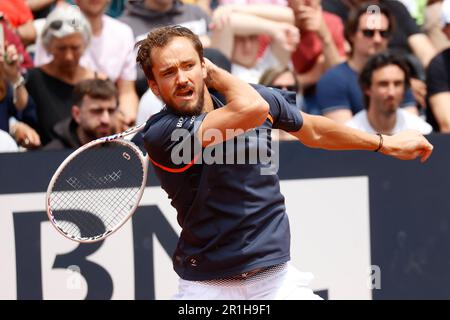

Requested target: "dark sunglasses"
[
  {"left": 360, "top": 29, "right": 390, "bottom": 39},
  {"left": 271, "top": 85, "right": 298, "bottom": 92}
]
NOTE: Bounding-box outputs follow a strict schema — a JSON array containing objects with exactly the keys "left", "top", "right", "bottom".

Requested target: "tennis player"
[{"left": 135, "top": 25, "right": 433, "bottom": 300}]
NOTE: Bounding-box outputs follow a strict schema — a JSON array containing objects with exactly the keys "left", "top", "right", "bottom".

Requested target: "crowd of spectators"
[{"left": 1, "top": 0, "right": 450, "bottom": 152}]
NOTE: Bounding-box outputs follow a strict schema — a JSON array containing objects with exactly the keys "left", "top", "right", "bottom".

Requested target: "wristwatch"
[{"left": 12, "top": 75, "right": 26, "bottom": 91}]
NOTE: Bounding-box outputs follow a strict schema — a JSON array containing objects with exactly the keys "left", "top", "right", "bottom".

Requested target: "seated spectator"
[
  {"left": 423, "top": 0, "right": 450, "bottom": 52},
  {"left": 65, "top": 0, "right": 126, "bottom": 18},
  {"left": 0, "top": 43, "right": 40, "bottom": 149},
  {"left": 34, "top": 0, "right": 139, "bottom": 131},
  {"left": 25, "top": 5, "right": 100, "bottom": 145},
  {"left": 322, "top": 0, "right": 436, "bottom": 69},
  {"left": 210, "top": 4, "right": 299, "bottom": 83},
  {"left": 259, "top": 66, "right": 301, "bottom": 107},
  {"left": 288, "top": 0, "right": 346, "bottom": 86},
  {"left": 119, "top": 0, "right": 211, "bottom": 97},
  {"left": 44, "top": 78, "right": 118, "bottom": 149},
  {"left": 426, "top": 0, "right": 450, "bottom": 132},
  {"left": 287, "top": 0, "right": 346, "bottom": 114},
  {"left": 0, "top": 0, "right": 37, "bottom": 45},
  {"left": 316, "top": 3, "right": 417, "bottom": 123},
  {"left": 259, "top": 66, "right": 300, "bottom": 140},
  {"left": 347, "top": 52, "right": 432, "bottom": 135}
]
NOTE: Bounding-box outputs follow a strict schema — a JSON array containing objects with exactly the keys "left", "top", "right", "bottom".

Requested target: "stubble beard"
[{"left": 165, "top": 85, "right": 205, "bottom": 117}]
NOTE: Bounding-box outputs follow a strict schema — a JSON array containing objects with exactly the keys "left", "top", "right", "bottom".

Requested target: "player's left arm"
[{"left": 290, "top": 112, "right": 433, "bottom": 162}]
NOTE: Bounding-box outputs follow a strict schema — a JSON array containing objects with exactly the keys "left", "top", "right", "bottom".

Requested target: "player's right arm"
[{"left": 198, "top": 59, "right": 269, "bottom": 147}]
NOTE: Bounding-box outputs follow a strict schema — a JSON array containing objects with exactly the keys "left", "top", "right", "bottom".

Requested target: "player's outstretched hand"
[{"left": 381, "top": 130, "right": 433, "bottom": 163}]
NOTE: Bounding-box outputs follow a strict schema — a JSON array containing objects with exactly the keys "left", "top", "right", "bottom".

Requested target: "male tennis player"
[{"left": 135, "top": 25, "right": 433, "bottom": 299}]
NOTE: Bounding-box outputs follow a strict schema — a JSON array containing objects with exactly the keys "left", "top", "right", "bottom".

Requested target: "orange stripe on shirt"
[
  {"left": 148, "top": 154, "right": 200, "bottom": 173},
  {"left": 267, "top": 114, "right": 274, "bottom": 124}
]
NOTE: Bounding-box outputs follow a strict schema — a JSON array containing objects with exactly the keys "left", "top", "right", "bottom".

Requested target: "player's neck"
[{"left": 202, "top": 86, "right": 214, "bottom": 113}]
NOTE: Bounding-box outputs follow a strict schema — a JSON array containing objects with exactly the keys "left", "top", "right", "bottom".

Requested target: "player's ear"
[
  {"left": 201, "top": 59, "right": 207, "bottom": 80},
  {"left": 148, "top": 79, "right": 161, "bottom": 98},
  {"left": 72, "top": 105, "right": 81, "bottom": 125}
]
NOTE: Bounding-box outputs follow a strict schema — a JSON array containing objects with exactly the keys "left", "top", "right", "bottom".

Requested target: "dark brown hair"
[
  {"left": 344, "top": 2, "right": 395, "bottom": 54},
  {"left": 135, "top": 25, "right": 204, "bottom": 81},
  {"left": 359, "top": 51, "right": 411, "bottom": 109},
  {"left": 73, "top": 78, "right": 118, "bottom": 107}
]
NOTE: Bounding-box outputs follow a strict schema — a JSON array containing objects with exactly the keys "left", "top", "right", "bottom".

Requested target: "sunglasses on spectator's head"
[
  {"left": 360, "top": 29, "right": 390, "bottom": 39},
  {"left": 271, "top": 85, "right": 298, "bottom": 92},
  {"left": 49, "top": 19, "right": 79, "bottom": 30}
]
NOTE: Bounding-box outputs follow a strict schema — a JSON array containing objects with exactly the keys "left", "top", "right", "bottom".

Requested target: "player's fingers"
[{"left": 420, "top": 146, "right": 433, "bottom": 163}]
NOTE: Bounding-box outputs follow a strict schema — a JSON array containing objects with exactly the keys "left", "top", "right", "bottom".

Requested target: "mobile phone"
[
  {"left": 0, "top": 23, "right": 4, "bottom": 54},
  {"left": 0, "top": 23, "right": 12, "bottom": 65}
]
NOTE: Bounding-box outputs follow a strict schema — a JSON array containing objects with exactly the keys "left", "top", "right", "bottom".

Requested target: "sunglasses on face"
[
  {"left": 360, "top": 29, "right": 390, "bottom": 39},
  {"left": 271, "top": 85, "right": 298, "bottom": 92}
]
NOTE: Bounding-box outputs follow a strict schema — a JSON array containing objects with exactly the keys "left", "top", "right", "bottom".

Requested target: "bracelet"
[{"left": 374, "top": 133, "right": 383, "bottom": 152}]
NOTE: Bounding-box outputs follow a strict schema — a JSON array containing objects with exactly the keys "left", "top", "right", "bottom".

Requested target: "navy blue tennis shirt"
[{"left": 141, "top": 84, "right": 303, "bottom": 281}]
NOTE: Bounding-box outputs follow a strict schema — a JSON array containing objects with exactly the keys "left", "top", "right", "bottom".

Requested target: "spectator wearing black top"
[
  {"left": 322, "top": 0, "right": 436, "bottom": 69},
  {"left": 426, "top": 0, "right": 450, "bottom": 132},
  {"left": 26, "top": 5, "right": 101, "bottom": 145},
  {"left": 44, "top": 78, "right": 118, "bottom": 150}
]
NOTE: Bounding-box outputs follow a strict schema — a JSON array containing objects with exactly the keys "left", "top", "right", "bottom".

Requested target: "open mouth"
[{"left": 176, "top": 88, "right": 194, "bottom": 98}]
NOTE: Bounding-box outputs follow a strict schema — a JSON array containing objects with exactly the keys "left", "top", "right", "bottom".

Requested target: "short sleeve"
[
  {"left": 119, "top": 24, "right": 138, "bottom": 81},
  {"left": 426, "top": 52, "right": 450, "bottom": 97},
  {"left": 401, "top": 88, "right": 416, "bottom": 107},
  {"left": 143, "top": 112, "right": 207, "bottom": 170},
  {"left": 254, "top": 85, "right": 303, "bottom": 132},
  {"left": 316, "top": 67, "right": 351, "bottom": 113}
]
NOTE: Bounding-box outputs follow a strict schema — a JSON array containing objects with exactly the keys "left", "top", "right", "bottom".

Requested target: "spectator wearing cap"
[
  {"left": 425, "top": 0, "right": 450, "bottom": 132},
  {"left": 25, "top": 5, "right": 101, "bottom": 145}
]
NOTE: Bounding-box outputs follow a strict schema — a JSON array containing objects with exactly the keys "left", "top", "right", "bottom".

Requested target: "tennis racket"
[{"left": 46, "top": 122, "right": 149, "bottom": 243}]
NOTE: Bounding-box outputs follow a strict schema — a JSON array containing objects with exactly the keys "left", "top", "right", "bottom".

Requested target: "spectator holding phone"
[{"left": 0, "top": 38, "right": 40, "bottom": 149}]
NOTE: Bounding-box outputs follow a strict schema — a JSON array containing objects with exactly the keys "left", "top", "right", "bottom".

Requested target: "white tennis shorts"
[{"left": 172, "top": 263, "right": 323, "bottom": 300}]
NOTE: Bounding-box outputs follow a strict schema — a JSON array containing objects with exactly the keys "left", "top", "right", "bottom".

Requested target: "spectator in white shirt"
[{"left": 346, "top": 51, "right": 432, "bottom": 135}]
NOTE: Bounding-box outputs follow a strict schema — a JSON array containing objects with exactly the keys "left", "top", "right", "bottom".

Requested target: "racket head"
[{"left": 46, "top": 138, "right": 148, "bottom": 243}]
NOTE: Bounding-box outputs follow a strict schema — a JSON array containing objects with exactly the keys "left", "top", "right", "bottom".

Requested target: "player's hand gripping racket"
[{"left": 46, "top": 122, "right": 149, "bottom": 243}]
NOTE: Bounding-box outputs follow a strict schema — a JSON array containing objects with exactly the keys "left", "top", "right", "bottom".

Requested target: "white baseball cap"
[{"left": 442, "top": 0, "right": 450, "bottom": 27}]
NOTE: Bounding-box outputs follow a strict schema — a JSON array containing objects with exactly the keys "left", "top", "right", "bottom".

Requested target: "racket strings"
[
  {"left": 55, "top": 145, "right": 123, "bottom": 237},
  {"left": 49, "top": 141, "right": 145, "bottom": 240}
]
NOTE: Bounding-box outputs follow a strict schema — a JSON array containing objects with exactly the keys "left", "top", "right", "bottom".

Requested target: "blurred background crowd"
[{"left": 2, "top": 0, "right": 450, "bottom": 152}]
